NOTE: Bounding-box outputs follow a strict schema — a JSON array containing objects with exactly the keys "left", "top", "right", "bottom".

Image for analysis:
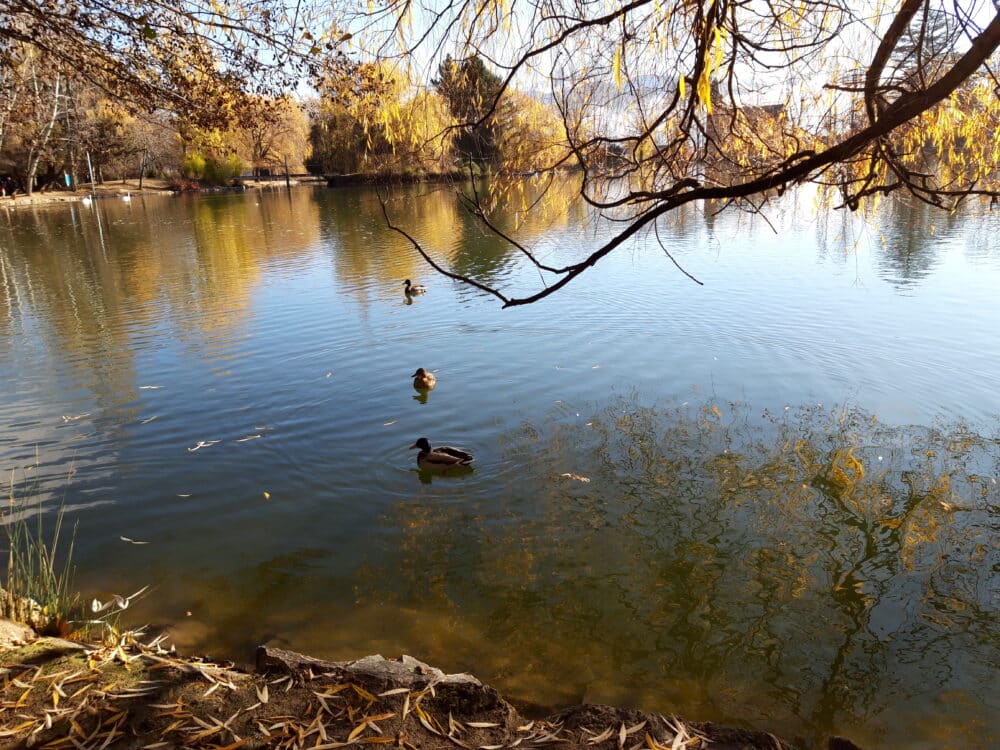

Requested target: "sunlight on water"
[{"left": 1, "top": 184, "right": 999, "bottom": 748}]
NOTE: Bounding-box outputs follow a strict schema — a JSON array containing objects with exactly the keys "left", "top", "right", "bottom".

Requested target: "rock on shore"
[{"left": 0, "top": 619, "right": 860, "bottom": 749}]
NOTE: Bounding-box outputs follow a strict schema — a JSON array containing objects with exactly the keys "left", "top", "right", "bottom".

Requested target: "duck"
[
  {"left": 409, "top": 437, "right": 474, "bottom": 470},
  {"left": 411, "top": 368, "right": 436, "bottom": 390},
  {"left": 403, "top": 279, "right": 427, "bottom": 295}
]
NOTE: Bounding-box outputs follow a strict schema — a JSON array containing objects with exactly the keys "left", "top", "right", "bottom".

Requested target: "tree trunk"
[{"left": 23, "top": 72, "right": 61, "bottom": 198}]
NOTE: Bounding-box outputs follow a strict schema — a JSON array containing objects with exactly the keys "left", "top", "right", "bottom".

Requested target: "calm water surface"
[{"left": 1, "top": 184, "right": 998, "bottom": 748}]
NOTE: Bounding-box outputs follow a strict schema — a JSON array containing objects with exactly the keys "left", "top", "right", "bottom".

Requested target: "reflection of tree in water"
[
  {"left": 359, "top": 398, "right": 998, "bottom": 746},
  {"left": 319, "top": 179, "right": 595, "bottom": 301},
  {"left": 0, "top": 193, "right": 323, "bottom": 506},
  {"left": 874, "top": 199, "right": 965, "bottom": 288}
]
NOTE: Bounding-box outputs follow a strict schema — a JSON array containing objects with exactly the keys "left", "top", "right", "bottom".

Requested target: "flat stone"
[{"left": 0, "top": 618, "right": 35, "bottom": 648}]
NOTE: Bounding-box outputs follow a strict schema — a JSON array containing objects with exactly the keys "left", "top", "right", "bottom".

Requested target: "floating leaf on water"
[
  {"left": 177, "top": 494, "right": 192, "bottom": 498},
  {"left": 559, "top": 473, "right": 591, "bottom": 483},
  {"left": 61, "top": 414, "right": 91, "bottom": 422},
  {"left": 140, "top": 415, "right": 157, "bottom": 424},
  {"left": 326, "top": 372, "right": 333, "bottom": 378},
  {"left": 236, "top": 434, "right": 262, "bottom": 442},
  {"left": 384, "top": 420, "right": 397, "bottom": 426},
  {"left": 188, "top": 440, "right": 221, "bottom": 452},
  {"left": 120, "top": 536, "right": 150, "bottom": 545},
  {"left": 139, "top": 385, "right": 163, "bottom": 390},
  {"left": 263, "top": 492, "right": 271, "bottom": 500}
]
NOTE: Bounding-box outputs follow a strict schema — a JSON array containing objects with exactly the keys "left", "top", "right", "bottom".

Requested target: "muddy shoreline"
[{"left": 0, "top": 620, "right": 862, "bottom": 750}]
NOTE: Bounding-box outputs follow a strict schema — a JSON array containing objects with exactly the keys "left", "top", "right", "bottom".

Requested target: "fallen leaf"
[
  {"left": 383, "top": 420, "right": 397, "bottom": 426},
  {"left": 586, "top": 727, "right": 614, "bottom": 745},
  {"left": 378, "top": 688, "right": 410, "bottom": 697},
  {"left": 120, "top": 536, "right": 150, "bottom": 545},
  {"left": 187, "top": 440, "right": 221, "bottom": 452},
  {"left": 263, "top": 492, "right": 271, "bottom": 500}
]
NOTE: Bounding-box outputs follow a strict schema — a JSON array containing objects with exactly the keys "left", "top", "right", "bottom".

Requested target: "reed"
[{"left": 1, "top": 466, "right": 80, "bottom": 635}]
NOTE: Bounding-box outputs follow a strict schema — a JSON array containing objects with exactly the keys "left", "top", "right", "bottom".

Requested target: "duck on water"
[
  {"left": 411, "top": 368, "right": 437, "bottom": 390},
  {"left": 404, "top": 279, "right": 427, "bottom": 295},
  {"left": 409, "top": 438, "right": 473, "bottom": 470}
]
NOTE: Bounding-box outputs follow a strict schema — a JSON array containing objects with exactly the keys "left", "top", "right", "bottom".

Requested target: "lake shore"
[
  {"left": 0, "top": 619, "right": 861, "bottom": 750},
  {"left": 0, "top": 177, "right": 327, "bottom": 207}
]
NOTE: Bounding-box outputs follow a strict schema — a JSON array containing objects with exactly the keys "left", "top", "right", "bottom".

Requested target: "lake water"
[{"left": 1, "top": 183, "right": 998, "bottom": 748}]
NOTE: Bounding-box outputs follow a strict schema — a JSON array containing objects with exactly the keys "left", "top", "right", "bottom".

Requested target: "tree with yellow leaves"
[
  {"left": 235, "top": 96, "right": 311, "bottom": 177},
  {"left": 310, "top": 61, "right": 455, "bottom": 176},
  {"left": 355, "top": 0, "right": 1000, "bottom": 306}
]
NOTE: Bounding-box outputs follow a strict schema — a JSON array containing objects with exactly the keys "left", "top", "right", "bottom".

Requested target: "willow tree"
[{"left": 356, "top": 0, "right": 1000, "bottom": 306}]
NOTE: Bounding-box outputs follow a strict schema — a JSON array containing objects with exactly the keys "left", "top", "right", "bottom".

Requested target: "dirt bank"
[{"left": 0, "top": 621, "right": 861, "bottom": 750}]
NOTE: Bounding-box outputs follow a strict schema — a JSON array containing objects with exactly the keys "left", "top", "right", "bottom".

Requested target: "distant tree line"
[{"left": 1, "top": 36, "right": 563, "bottom": 195}]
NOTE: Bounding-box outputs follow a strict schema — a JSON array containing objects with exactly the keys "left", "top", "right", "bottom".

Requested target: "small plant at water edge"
[{"left": 1, "top": 467, "right": 80, "bottom": 636}]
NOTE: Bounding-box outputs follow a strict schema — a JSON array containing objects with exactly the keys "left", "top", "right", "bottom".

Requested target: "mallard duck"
[
  {"left": 411, "top": 368, "right": 436, "bottom": 390},
  {"left": 409, "top": 437, "right": 474, "bottom": 470},
  {"left": 404, "top": 279, "right": 427, "bottom": 295}
]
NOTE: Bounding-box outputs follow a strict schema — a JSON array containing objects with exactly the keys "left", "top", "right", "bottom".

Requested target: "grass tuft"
[{"left": 1, "top": 466, "right": 81, "bottom": 636}]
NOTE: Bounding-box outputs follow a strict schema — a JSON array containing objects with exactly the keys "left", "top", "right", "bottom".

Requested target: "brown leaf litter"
[{"left": 0, "top": 629, "right": 862, "bottom": 750}]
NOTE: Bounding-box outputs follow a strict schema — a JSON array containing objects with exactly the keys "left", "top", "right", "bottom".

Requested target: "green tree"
[{"left": 434, "top": 55, "right": 503, "bottom": 165}]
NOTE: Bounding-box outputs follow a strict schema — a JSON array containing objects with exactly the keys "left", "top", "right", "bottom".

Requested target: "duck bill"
[{"left": 408, "top": 442, "right": 419, "bottom": 449}]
